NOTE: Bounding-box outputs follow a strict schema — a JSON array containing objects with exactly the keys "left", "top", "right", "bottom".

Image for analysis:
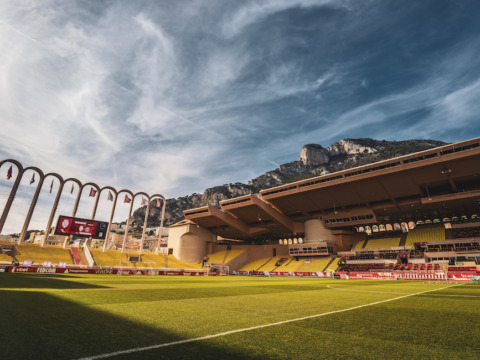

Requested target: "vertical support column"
[
  {"left": 72, "top": 186, "right": 83, "bottom": 217},
  {"left": 122, "top": 198, "right": 134, "bottom": 253},
  {"left": 139, "top": 202, "right": 150, "bottom": 254},
  {"left": 42, "top": 180, "right": 65, "bottom": 247},
  {"left": 155, "top": 199, "right": 166, "bottom": 255},
  {"left": 18, "top": 176, "right": 45, "bottom": 245},
  {"left": 91, "top": 189, "right": 100, "bottom": 220},
  {"left": 62, "top": 236, "right": 69, "bottom": 249},
  {"left": 0, "top": 170, "right": 23, "bottom": 234},
  {"left": 103, "top": 192, "right": 118, "bottom": 252}
]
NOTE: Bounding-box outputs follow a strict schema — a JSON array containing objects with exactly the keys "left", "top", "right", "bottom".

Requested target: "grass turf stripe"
[{"left": 76, "top": 283, "right": 461, "bottom": 360}]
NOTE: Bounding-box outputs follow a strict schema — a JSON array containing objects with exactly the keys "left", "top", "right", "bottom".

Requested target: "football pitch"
[{"left": 1, "top": 274, "right": 479, "bottom": 360}]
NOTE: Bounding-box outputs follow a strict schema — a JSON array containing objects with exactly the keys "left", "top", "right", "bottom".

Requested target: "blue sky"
[{"left": 1, "top": 0, "right": 480, "bottom": 233}]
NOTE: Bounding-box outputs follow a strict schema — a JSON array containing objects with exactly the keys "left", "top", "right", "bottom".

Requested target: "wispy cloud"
[{"left": 1, "top": 0, "right": 480, "bottom": 233}]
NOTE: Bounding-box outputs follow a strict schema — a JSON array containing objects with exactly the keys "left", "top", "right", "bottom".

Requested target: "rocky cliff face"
[
  {"left": 300, "top": 144, "right": 329, "bottom": 165},
  {"left": 133, "top": 138, "right": 446, "bottom": 226}
]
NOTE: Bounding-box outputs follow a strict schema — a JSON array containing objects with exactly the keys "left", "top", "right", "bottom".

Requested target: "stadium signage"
[
  {"left": 54, "top": 215, "right": 109, "bottom": 239},
  {"left": 36, "top": 267, "right": 56, "bottom": 274},
  {"left": 95, "top": 269, "right": 114, "bottom": 274},
  {"left": 11, "top": 267, "right": 29, "bottom": 272},
  {"left": 64, "top": 269, "right": 90, "bottom": 273}
]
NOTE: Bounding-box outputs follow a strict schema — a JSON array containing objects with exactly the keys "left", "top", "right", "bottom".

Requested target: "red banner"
[{"left": 5, "top": 266, "right": 211, "bottom": 276}]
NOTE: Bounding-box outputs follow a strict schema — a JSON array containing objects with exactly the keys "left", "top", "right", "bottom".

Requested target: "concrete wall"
[
  {"left": 168, "top": 223, "right": 217, "bottom": 263},
  {"left": 334, "top": 232, "right": 365, "bottom": 252},
  {"left": 305, "top": 219, "right": 335, "bottom": 244}
]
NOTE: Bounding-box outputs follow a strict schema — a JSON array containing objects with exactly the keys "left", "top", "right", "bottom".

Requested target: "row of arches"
[{"left": 0, "top": 159, "right": 166, "bottom": 253}]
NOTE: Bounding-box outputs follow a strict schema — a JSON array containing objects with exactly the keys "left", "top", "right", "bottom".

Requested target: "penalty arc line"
[{"left": 76, "top": 284, "right": 461, "bottom": 360}]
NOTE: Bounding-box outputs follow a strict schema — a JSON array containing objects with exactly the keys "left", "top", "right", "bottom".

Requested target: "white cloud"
[{"left": 222, "top": 0, "right": 338, "bottom": 38}]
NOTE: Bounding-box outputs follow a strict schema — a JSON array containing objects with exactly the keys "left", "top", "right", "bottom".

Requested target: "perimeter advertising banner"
[
  {"left": 5, "top": 266, "right": 210, "bottom": 276},
  {"left": 54, "top": 215, "right": 109, "bottom": 239}
]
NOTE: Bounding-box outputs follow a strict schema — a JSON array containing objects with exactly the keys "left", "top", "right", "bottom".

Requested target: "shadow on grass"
[
  {"left": 0, "top": 289, "right": 263, "bottom": 360},
  {"left": 0, "top": 273, "right": 109, "bottom": 289}
]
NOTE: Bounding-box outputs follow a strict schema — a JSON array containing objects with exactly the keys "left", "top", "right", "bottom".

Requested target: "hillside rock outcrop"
[{"left": 133, "top": 138, "right": 447, "bottom": 226}]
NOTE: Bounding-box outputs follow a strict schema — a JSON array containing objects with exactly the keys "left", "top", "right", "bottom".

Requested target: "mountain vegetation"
[{"left": 132, "top": 138, "right": 446, "bottom": 227}]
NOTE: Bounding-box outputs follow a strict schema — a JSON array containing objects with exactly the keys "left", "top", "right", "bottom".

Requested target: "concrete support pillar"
[
  {"left": 18, "top": 176, "right": 45, "bottom": 245},
  {"left": 91, "top": 189, "right": 100, "bottom": 220},
  {"left": 304, "top": 219, "right": 335, "bottom": 244},
  {"left": 155, "top": 198, "right": 166, "bottom": 254},
  {"left": 63, "top": 236, "right": 70, "bottom": 249},
  {"left": 42, "top": 181, "right": 65, "bottom": 247},
  {"left": 0, "top": 171, "right": 23, "bottom": 234},
  {"left": 122, "top": 197, "right": 134, "bottom": 253},
  {"left": 72, "top": 186, "right": 83, "bottom": 217},
  {"left": 139, "top": 202, "right": 150, "bottom": 254},
  {"left": 103, "top": 193, "right": 118, "bottom": 252}
]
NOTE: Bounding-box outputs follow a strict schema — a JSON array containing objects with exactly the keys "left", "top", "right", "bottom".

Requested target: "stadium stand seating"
[
  {"left": 15, "top": 244, "right": 73, "bottom": 265},
  {"left": 296, "top": 257, "right": 332, "bottom": 272},
  {"left": 363, "top": 237, "right": 401, "bottom": 249},
  {"left": 0, "top": 240, "right": 15, "bottom": 245},
  {"left": 325, "top": 257, "right": 341, "bottom": 272},
  {"left": 165, "top": 254, "right": 203, "bottom": 269},
  {"left": 206, "top": 250, "right": 228, "bottom": 264},
  {"left": 90, "top": 249, "right": 130, "bottom": 267},
  {"left": 257, "top": 257, "right": 282, "bottom": 271},
  {"left": 274, "top": 257, "right": 303, "bottom": 272},
  {"left": 405, "top": 226, "right": 445, "bottom": 246},
  {"left": 140, "top": 253, "right": 167, "bottom": 268},
  {"left": 353, "top": 241, "right": 365, "bottom": 250},
  {"left": 223, "top": 249, "right": 246, "bottom": 264},
  {"left": 239, "top": 257, "right": 273, "bottom": 271},
  {"left": 0, "top": 253, "right": 13, "bottom": 263}
]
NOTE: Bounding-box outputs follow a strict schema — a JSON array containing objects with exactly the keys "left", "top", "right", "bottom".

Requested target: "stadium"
[{"left": 1, "top": 137, "right": 480, "bottom": 359}]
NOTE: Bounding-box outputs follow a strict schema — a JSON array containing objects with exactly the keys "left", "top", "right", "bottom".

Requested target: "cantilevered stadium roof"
[{"left": 184, "top": 137, "right": 480, "bottom": 240}]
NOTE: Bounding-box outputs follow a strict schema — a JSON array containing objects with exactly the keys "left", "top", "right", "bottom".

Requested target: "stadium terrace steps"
[
  {"left": 90, "top": 249, "right": 129, "bottom": 267},
  {"left": 88, "top": 250, "right": 201, "bottom": 269},
  {"left": 274, "top": 257, "right": 303, "bottom": 272},
  {"left": 353, "top": 240, "right": 366, "bottom": 250},
  {"left": 165, "top": 255, "right": 203, "bottom": 269},
  {"left": 405, "top": 227, "right": 446, "bottom": 246},
  {"left": 140, "top": 253, "right": 167, "bottom": 268},
  {"left": 325, "top": 257, "right": 341, "bottom": 272},
  {"left": 223, "top": 250, "right": 245, "bottom": 264},
  {"left": 257, "top": 257, "right": 282, "bottom": 272},
  {"left": 363, "top": 237, "right": 401, "bottom": 249},
  {"left": 296, "top": 257, "right": 332, "bottom": 272},
  {"left": 0, "top": 240, "right": 15, "bottom": 245},
  {"left": 15, "top": 244, "right": 73, "bottom": 265},
  {"left": 70, "top": 247, "right": 83, "bottom": 265},
  {"left": 239, "top": 257, "right": 272, "bottom": 271},
  {"left": 207, "top": 250, "right": 228, "bottom": 264},
  {"left": 0, "top": 253, "right": 14, "bottom": 263}
]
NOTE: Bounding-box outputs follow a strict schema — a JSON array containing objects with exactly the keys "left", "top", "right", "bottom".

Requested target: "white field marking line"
[
  {"left": 75, "top": 284, "right": 460, "bottom": 360},
  {"left": 326, "top": 285, "right": 479, "bottom": 298}
]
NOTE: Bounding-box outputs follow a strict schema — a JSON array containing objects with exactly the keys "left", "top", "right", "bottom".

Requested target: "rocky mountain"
[{"left": 132, "top": 138, "right": 446, "bottom": 227}]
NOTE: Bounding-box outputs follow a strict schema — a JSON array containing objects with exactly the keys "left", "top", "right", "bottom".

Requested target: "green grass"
[{"left": 1, "top": 274, "right": 479, "bottom": 360}]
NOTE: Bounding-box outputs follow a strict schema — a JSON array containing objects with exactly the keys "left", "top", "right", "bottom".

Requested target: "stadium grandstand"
[{"left": 2, "top": 137, "right": 480, "bottom": 278}]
